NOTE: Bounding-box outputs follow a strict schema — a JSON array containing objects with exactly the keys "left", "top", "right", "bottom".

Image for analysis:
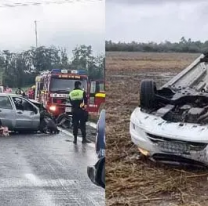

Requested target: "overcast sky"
[
  {"left": 106, "top": 0, "right": 208, "bottom": 43},
  {"left": 0, "top": 0, "right": 104, "bottom": 55}
]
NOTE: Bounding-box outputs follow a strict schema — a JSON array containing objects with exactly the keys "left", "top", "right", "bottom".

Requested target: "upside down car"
[{"left": 130, "top": 53, "right": 208, "bottom": 167}]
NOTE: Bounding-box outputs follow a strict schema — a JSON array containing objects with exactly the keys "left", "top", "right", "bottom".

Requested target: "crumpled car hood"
[{"left": 131, "top": 107, "right": 208, "bottom": 143}]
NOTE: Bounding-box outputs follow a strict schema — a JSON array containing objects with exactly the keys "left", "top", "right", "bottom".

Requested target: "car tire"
[
  {"left": 140, "top": 79, "right": 157, "bottom": 109},
  {"left": 56, "top": 114, "right": 72, "bottom": 129}
]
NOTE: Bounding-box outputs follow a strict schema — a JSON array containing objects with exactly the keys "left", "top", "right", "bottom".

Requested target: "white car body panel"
[
  {"left": 130, "top": 54, "right": 208, "bottom": 166},
  {"left": 130, "top": 108, "right": 208, "bottom": 165}
]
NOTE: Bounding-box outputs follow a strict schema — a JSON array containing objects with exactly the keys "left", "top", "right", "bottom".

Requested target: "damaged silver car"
[
  {"left": 130, "top": 53, "right": 208, "bottom": 167},
  {"left": 0, "top": 93, "right": 56, "bottom": 133}
]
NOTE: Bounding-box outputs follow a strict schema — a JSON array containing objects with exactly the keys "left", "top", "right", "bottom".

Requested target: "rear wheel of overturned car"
[{"left": 140, "top": 79, "right": 157, "bottom": 109}]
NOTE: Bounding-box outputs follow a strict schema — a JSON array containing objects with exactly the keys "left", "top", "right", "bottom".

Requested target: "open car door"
[{"left": 12, "top": 97, "right": 40, "bottom": 130}]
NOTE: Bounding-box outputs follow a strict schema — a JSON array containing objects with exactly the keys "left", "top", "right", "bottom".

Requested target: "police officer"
[{"left": 69, "top": 81, "right": 90, "bottom": 144}]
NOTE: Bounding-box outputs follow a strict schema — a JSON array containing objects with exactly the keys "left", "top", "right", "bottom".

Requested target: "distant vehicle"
[
  {"left": 87, "top": 109, "right": 105, "bottom": 188},
  {"left": 34, "top": 69, "right": 105, "bottom": 120},
  {"left": 130, "top": 53, "right": 208, "bottom": 167}
]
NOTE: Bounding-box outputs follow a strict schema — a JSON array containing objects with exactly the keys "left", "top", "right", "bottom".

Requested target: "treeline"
[
  {"left": 0, "top": 45, "right": 104, "bottom": 88},
  {"left": 106, "top": 37, "right": 208, "bottom": 53}
]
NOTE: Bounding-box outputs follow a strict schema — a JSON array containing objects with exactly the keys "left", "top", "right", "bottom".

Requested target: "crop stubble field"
[{"left": 105, "top": 52, "right": 208, "bottom": 206}]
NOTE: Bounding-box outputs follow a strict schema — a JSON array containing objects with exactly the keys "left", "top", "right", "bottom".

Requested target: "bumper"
[
  {"left": 87, "top": 165, "right": 99, "bottom": 186},
  {"left": 47, "top": 105, "right": 72, "bottom": 117},
  {"left": 130, "top": 107, "right": 208, "bottom": 166}
]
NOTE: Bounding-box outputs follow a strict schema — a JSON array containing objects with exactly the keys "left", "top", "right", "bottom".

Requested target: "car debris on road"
[{"left": 130, "top": 53, "right": 208, "bottom": 167}]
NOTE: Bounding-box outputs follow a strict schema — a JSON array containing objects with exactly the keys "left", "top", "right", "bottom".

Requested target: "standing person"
[
  {"left": 28, "top": 88, "right": 34, "bottom": 99},
  {"left": 5, "top": 86, "right": 12, "bottom": 93},
  {"left": 15, "top": 87, "right": 23, "bottom": 95},
  {"left": 69, "top": 81, "right": 90, "bottom": 144}
]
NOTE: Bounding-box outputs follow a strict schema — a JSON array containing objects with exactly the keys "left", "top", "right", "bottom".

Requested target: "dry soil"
[{"left": 106, "top": 52, "right": 208, "bottom": 206}]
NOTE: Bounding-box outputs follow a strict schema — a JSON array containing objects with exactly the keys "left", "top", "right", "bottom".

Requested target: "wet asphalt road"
[{"left": 0, "top": 132, "right": 105, "bottom": 206}]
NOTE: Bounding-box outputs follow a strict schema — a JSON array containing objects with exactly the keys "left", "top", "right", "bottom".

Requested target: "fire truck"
[{"left": 34, "top": 69, "right": 105, "bottom": 118}]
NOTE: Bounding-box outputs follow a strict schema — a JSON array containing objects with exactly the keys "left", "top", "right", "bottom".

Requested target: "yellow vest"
[{"left": 69, "top": 89, "right": 84, "bottom": 101}]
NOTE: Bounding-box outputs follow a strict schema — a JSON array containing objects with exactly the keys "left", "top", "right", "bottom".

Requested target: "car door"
[
  {"left": 89, "top": 81, "right": 105, "bottom": 113},
  {"left": 12, "top": 97, "right": 40, "bottom": 129},
  {"left": 0, "top": 95, "right": 16, "bottom": 129},
  {"left": 88, "top": 81, "right": 98, "bottom": 113}
]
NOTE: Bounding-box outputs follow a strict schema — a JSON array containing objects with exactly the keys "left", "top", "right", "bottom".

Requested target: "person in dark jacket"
[{"left": 69, "top": 81, "right": 90, "bottom": 144}]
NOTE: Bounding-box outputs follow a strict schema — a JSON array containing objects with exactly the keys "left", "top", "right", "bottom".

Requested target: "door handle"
[{"left": 17, "top": 111, "right": 22, "bottom": 114}]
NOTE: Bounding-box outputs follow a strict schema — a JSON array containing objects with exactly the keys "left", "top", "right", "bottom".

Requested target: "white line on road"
[
  {"left": 25, "top": 173, "right": 42, "bottom": 186},
  {"left": 86, "top": 122, "right": 97, "bottom": 129},
  {"left": 58, "top": 127, "right": 95, "bottom": 148},
  {"left": 25, "top": 173, "right": 56, "bottom": 206},
  {"left": 24, "top": 174, "right": 78, "bottom": 188}
]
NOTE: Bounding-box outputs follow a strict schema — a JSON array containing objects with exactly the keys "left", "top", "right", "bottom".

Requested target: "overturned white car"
[{"left": 130, "top": 53, "right": 208, "bottom": 167}]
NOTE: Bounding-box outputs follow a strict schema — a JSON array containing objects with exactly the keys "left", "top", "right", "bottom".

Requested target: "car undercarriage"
[{"left": 140, "top": 53, "right": 208, "bottom": 125}]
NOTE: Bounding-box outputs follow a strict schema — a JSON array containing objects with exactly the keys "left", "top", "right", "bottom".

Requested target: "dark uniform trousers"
[{"left": 72, "top": 108, "right": 86, "bottom": 139}]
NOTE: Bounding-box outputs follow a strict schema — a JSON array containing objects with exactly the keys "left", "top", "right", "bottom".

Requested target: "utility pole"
[{"left": 34, "top": 20, "right": 38, "bottom": 47}]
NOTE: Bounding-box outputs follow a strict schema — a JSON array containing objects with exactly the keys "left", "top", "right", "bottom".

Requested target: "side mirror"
[{"left": 87, "top": 157, "right": 105, "bottom": 189}]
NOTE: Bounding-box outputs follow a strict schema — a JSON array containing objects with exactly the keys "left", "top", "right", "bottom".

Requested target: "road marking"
[
  {"left": 0, "top": 177, "right": 104, "bottom": 205},
  {"left": 58, "top": 127, "right": 95, "bottom": 148},
  {"left": 24, "top": 174, "right": 79, "bottom": 188},
  {"left": 24, "top": 173, "right": 56, "bottom": 206},
  {"left": 25, "top": 173, "right": 42, "bottom": 186},
  {"left": 87, "top": 122, "right": 97, "bottom": 129}
]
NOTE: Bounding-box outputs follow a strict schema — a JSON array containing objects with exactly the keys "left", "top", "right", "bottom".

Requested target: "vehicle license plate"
[
  {"left": 157, "top": 141, "right": 190, "bottom": 153},
  {"left": 65, "top": 107, "right": 71, "bottom": 112}
]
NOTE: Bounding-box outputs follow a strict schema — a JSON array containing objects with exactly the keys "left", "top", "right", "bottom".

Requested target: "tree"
[
  {"left": 105, "top": 38, "right": 208, "bottom": 53},
  {"left": 0, "top": 45, "right": 104, "bottom": 88}
]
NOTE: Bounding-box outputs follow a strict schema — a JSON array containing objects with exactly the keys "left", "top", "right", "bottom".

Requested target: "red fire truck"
[{"left": 35, "top": 69, "right": 105, "bottom": 118}]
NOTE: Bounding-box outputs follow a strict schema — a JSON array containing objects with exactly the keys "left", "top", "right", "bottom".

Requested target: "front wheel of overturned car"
[
  {"left": 56, "top": 114, "right": 72, "bottom": 129},
  {"left": 140, "top": 79, "right": 157, "bottom": 110}
]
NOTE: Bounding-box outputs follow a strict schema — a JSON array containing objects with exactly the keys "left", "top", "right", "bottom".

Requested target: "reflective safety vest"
[{"left": 69, "top": 89, "right": 84, "bottom": 101}]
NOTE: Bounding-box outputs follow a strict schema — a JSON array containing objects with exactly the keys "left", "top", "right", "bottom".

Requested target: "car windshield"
[{"left": 50, "top": 78, "right": 87, "bottom": 92}]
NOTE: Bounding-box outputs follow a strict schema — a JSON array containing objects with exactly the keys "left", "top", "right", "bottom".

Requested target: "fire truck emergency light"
[
  {"left": 61, "top": 69, "right": 68, "bottom": 73},
  {"left": 51, "top": 69, "right": 61, "bottom": 73},
  {"left": 71, "top": 70, "right": 78, "bottom": 74},
  {"left": 70, "top": 70, "right": 87, "bottom": 75}
]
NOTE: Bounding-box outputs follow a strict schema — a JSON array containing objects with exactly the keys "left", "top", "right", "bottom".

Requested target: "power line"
[{"left": 0, "top": 0, "right": 102, "bottom": 8}]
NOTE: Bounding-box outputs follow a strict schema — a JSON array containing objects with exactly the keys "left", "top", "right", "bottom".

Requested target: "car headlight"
[{"left": 49, "top": 105, "right": 56, "bottom": 111}]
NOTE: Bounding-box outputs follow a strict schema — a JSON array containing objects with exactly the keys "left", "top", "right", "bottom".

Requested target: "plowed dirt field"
[{"left": 106, "top": 52, "right": 208, "bottom": 206}]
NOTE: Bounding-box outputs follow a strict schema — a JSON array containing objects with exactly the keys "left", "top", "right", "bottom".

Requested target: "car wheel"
[
  {"left": 56, "top": 114, "right": 72, "bottom": 129},
  {"left": 140, "top": 79, "right": 157, "bottom": 109}
]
